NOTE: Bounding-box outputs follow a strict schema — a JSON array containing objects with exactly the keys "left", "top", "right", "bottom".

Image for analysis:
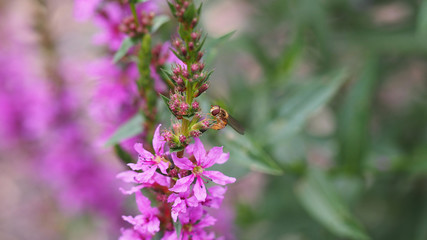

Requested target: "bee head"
[{"left": 210, "top": 105, "right": 221, "bottom": 116}]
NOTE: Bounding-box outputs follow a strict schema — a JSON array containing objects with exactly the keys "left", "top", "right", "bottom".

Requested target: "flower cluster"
[
  {"left": 118, "top": 125, "right": 235, "bottom": 239},
  {"left": 120, "top": 11, "right": 154, "bottom": 38},
  {"left": 76, "top": 0, "right": 179, "bottom": 151}
]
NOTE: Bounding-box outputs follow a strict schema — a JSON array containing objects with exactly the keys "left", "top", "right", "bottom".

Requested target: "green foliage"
[
  {"left": 196, "top": 0, "right": 427, "bottom": 239},
  {"left": 113, "top": 37, "right": 139, "bottom": 63},
  {"left": 296, "top": 168, "right": 369, "bottom": 240},
  {"left": 105, "top": 114, "right": 144, "bottom": 146}
]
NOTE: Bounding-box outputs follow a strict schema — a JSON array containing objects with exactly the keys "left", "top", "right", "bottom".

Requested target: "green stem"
[{"left": 130, "top": 2, "right": 141, "bottom": 28}]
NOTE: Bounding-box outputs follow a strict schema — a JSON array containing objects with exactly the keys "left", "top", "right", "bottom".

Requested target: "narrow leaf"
[
  {"left": 114, "top": 144, "right": 135, "bottom": 165},
  {"left": 295, "top": 168, "right": 370, "bottom": 240},
  {"left": 337, "top": 58, "right": 378, "bottom": 173},
  {"left": 105, "top": 114, "right": 144, "bottom": 146},
  {"left": 173, "top": 218, "right": 182, "bottom": 238},
  {"left": 267, "top": 69, "right": 348, "bottom": 143},
  {"left": 113, "top": 37, "right": 139, "bottom": 63},
  {"left": 151, "top": 15, "right": 170, "bottom": 33}
]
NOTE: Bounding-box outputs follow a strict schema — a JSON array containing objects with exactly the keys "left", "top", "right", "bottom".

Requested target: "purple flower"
[
  {"left": 167, "top": 189, "right": 199, "bottom": 222},
  {"left": 121, "top": 191, "right": 160, "bottom": 238},
  {"left": 203, "top": 186, "right": 227, "bottom": 209},
  {"left": 169, "top": 138, "right": 235, "bottom": 201},
  {"left": 128, "top": 124, "right": 170, "bottom": 183}
]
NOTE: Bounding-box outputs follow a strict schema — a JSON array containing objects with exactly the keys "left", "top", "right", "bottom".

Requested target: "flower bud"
[
  {"left": 188, "top": 42, "right": 194, "bottom": 50},
  {"left": 197, "top": 52, "right": 204, "bottom": 61},
  {"left": 195, "top": 83, "right": 208, "bottom": 97},
  {"left": 182, "top": 70, "right": 189, "bottom": 78},
  {"left": 191, "top": 32, "right": 200, "bottom": 41},
  {"left": 190, "top": 130, "right": 201, "bottom": 137},
  {"left": 191, "top": 64, "right": 199, "bottom": 72},
  {"left": 180, "top": 46, "right": 187, "bottom": 56},
  {"left": 192, "top": 101, "right": 199, "bottom": 110},
  {"left": 179, "top": 134, "right": 187, "bottom": 143}
]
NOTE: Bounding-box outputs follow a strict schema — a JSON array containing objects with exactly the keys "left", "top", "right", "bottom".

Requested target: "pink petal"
[
  {"left": 186, "top": 196, "right": 199, "bottom": 207},
  {"left": 167, "top": 193, "right": 178, "bottom": 203},
  {"left": 134, "top": 143, "right": 154, "bottom": 160},
  {"left": 216, "top": 152, "right": 230, "bottom": 164},
  {"left": 203, "top": 171, "right": 236, "bottom": 185},
  {"left": 127, "top": 162, "right": 144, "bottom": 171},
  {"left": 192, "top": 137, "right": 206, "bottom": 165},
  {"left": 171, "top": 198, "right": 186, "bottom": 222},
  {"left": 154, "top": 173, "right": 170, "bottom": 187},
  {"left": 116, "top": 170, "right": 138, "bottom": 183},
  {"left": 158, "top": 160, "right": 169, "bottom": 174},
  {"left": 197, "top": 215, "right": 216, "bottom": 228},
  {"left": 170, "top": 174, "right": 195, "bottom": 193},
  {"left": 119, "top": 185, "right": 144, "bottom": 195},
  {"left": 171, "top": 153, "right": 194, "bottom": 170},
  {"left": 202, "top": 146, "right": 223, "bottom": 168},
  {"left": 146, "top": 217, "right": 160, "bottom": 235},
  {"left": 208, "top": 186, "right": 227, "bottom": 198},
  {"left": 135, "top": 191, "right": 152, "bottom": 214},
  {"left": 193, "top": 176, "right": 207, "bottom": 201},
  {"left": 152, "top": 124, "right": 165, "bottom": 155},
  {"left": 135, "top": 165, "right": 157, "bottom": 183}
]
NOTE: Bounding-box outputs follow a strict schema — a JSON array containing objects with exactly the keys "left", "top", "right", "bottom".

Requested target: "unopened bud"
[
  {"left": 191, "top": 32, "right": 199, "bottom": 41},
  {"left": 182, "top": 70, "right": 189, "bottom": 78},
  {"left": 176, "top": 77, "right": 184, "bottom": 86},
  {"left": 188, "top": 42, "right": 194, "bottom": 50},
  {"left": 180, "top": 46, "right": 187, "bottom": 56},
  {"left": 190, "top": 130, "right": 201, "bottom": 137},
  {"left": 191, "top": 64, "right": 199, "bottom": 72},
  {"left": 179, "top": 134, "right": 187, "bottom": 143},
  {"left": 197, "top": 52, "right": 204, "bottom": 60},
  {"left": 192, "top": 101, "right": 199, "bottom": 110},
  {"left": 195, "top": 83, "right": 208, "bottom": 97}
]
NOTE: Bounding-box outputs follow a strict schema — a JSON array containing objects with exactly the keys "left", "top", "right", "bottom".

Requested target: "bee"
[{"left": 210, "top": 105, "right": 245, "bottom": 135}]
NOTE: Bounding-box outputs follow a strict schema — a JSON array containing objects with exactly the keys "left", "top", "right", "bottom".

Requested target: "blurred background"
[{"left": 1, "top": 0, "right": 427, "bottom": 239}]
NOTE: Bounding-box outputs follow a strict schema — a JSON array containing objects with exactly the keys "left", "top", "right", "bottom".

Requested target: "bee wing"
[{"left": 227, "top": 115, "right": 245, "bottom": 135}]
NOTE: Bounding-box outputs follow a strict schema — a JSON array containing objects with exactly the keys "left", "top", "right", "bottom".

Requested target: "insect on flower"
[{"left": 210, "top": 105, "right": 245, "bottom": 135}]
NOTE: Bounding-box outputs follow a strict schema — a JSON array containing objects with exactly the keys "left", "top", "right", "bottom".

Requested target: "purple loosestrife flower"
[
  {"left": 167, "top": 189, "right": 199, "bottom": 222},
  {"left": 170, "top": 138, "right": 236, "bottom": 201},
  {"left": 121, "top": 191, "right": 160, "bottom": 239},
  {"left": 128, "top": 124, "right": 170, "bottom": 182}
]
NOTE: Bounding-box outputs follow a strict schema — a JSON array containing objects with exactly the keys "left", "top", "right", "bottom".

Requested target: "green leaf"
[
  {"left": 173, "top": 218, "right": 182, "bottom": 238},
  {"left": 223, "top": 130, "right": 283, "bottom": 175},
  {"left": 337, "top": 58, "right": 378, "bottom": 173},
  {"left": 113, "top": 37, "right": 139, "bottom": 63},
  {"left": 151, "top": 15, "right": 170, "bottom": 33},
  {"left": 417, "top": 0, "right": 427, "bottom": 37},
  {"left": 295, "top": 168, "right": 370, "bottom": 240},
  {"left": 267, "top": 69, "right": 348, "bottom": 144},
  {"left": 203, "top": 31, "right": 236, "bottom": 65},
  {"left": 114, "top": 144, "right": 135, "bottom": 165},
  {"left": 183, "top": 2, "right": 196, "bottom": 23},
  {"left": 167, "top": 1, "right": 176, "bottom": 16},
  {"left": 105, "top": 114, "right": 144, "bottom": 146}
]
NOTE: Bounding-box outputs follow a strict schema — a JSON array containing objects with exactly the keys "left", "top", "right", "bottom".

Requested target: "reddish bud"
[
  {"left": 192, "top": 101, "right": 199, "bottom": 110},
  {"left": 182, "top": 70, "right": 189, "bottom": 78},
  {"left": 191, "top": 64, "right": 199, "bottom": 72},
  {"left": 180, "top": 46, "right": 187, "bottom": 56},
  {"left": 191, "top": 32, "right": 199, "bottom": 41},
  {"left": 190, "top": 130, "right": 201, "bottom": 137},
  {"left": 188, "top": 42, "right": 194, "bottom": 50},
  {"left": 179, "top": 134, "right": 187, "bottom": 143}
]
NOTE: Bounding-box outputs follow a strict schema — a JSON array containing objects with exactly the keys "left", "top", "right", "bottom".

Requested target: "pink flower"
[
  {"left": 128, "top": 124, "right": 170, "bottom": 183},
  {"left": 169, "top": 138, "right": 235, "bottom": 201},
  {"left": 121, "top": 191, "right": 160, "bottom": 238},
  {"left": 167, "top": 189, "right": 199, "bottom": 222}
]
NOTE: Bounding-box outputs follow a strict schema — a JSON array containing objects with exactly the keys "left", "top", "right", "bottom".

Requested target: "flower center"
[
  {"left": 193, "top": 166, "right": 204, "bottom": 175},
  {"left": 154, "top": 155, "right": 163, "bottom": 163}
]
